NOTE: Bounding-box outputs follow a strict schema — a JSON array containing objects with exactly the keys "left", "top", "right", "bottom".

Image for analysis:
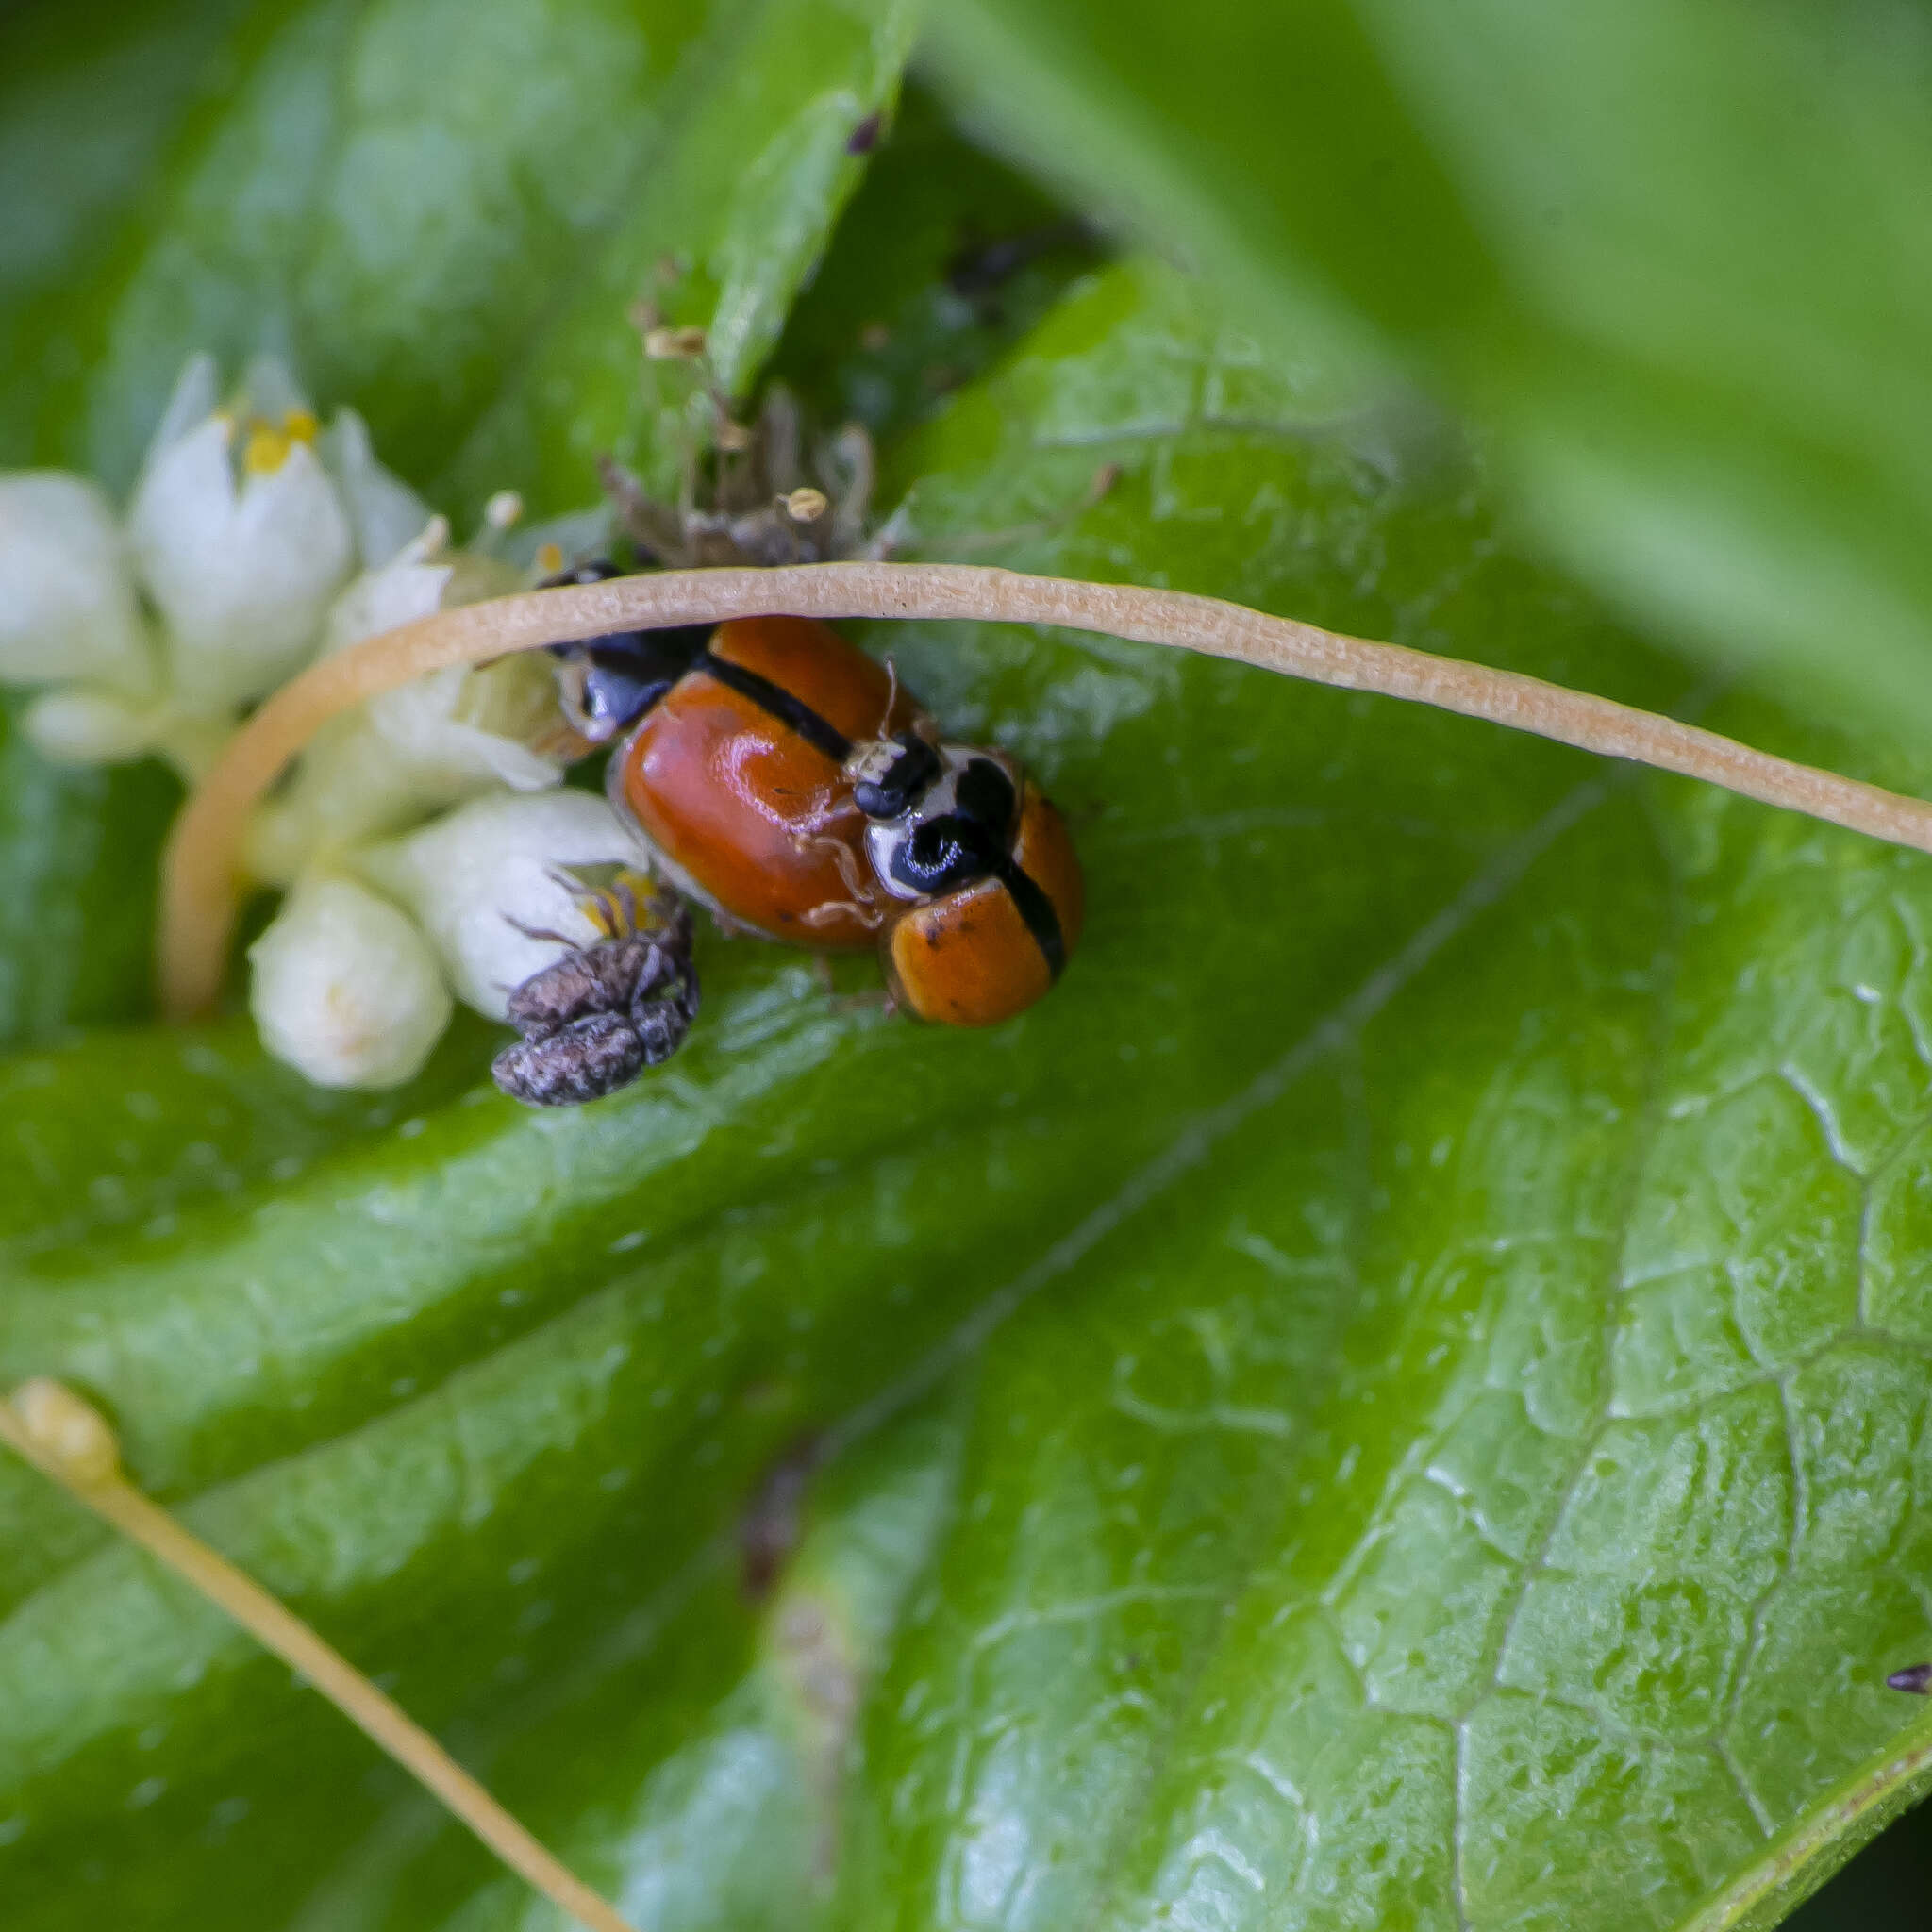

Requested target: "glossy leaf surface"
[{"left": 1, "top": 10, "right": 1930, "bottom": 1931}]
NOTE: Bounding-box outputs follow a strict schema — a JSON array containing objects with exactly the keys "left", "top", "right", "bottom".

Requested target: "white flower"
[
  {"left": 247, "top": 789, "right": 668, "bottom": 1091},
  {"left": 356, "top": 791, "right": 653, "bottom": 1021},
  {"left": 0, "top": 473, "right": 154, "bottom": 691},
  {"left": 321, "top": 407, "right": 431, "bottom": 571},
  {"left": 127, "top": 355, "right": 356, "bottom": 710},
  {"left": 243, "top": 522, "right": 564, "bottom": 885},
  {"left": 23, "top": 688, "right": 231, "bottom": 774},
  {"left": 248, "top": 872, "right": 452, "bottom": 1090},
  {"left": 2, "top": 351, "right": 557, "bottom": 803},
  {"left": 2, "top": 352, "right": 433, "bottom": 777}
]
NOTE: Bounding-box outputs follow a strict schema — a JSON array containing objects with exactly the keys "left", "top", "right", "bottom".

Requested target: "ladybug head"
[{"left": 847, "top": 729, "right": 942, "bottom": 821}]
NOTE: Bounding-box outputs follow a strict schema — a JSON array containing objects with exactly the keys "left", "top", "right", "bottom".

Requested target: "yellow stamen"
[
  {"left": 535, "top": 542, "right": 564, "bottom": 576},
  {"left": 282, "top": 408, "right": 319, "bottom": 444},
  {"left": 577, "top": 868, "right": 662, "bottom": 941},
  {"left": 242, "top": 424, "right": 292, "bottom": 475}
]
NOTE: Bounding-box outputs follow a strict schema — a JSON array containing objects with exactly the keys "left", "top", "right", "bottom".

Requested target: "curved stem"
[
  {"left": 159, "top": 559, "right": 1932, "bottom": 1019},
  {"left": 0, "top": 1383, "right": 639, "bottom": 1932}
]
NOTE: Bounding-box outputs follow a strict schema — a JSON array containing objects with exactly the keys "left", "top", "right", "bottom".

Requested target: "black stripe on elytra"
[
  {"left": 569, "top": 626, "right": 712, "bottom": 735},
  {"left": 994, "top": 854, "right": 1067, "bottom": 981},
  {"left": 696, "top": 651, "right": 854, "bottom": 765}
]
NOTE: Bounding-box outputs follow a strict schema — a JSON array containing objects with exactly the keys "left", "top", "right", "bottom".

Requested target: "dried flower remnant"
[
  {"left": 492, "top": 882, "right": 699, "bottom": 1107},
  {"left": 601, "top": 383, "right": 893, "bottom": 570}
]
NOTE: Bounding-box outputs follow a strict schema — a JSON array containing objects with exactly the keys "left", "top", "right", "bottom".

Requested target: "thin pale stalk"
[
  {"left": 159, "top": 559, "right": 1932, "bottom": 1018},
  {"left": 0, "top": 1385, "right": 639, "bottom": 1932}
]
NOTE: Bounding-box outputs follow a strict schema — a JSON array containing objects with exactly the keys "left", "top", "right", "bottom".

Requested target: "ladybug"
[
  {"left": 848, "top": 731, "right": 1083, "bottom": 1025},
  {"left": 546, "top": 565, "right": 1082, "bottom": 1027}
]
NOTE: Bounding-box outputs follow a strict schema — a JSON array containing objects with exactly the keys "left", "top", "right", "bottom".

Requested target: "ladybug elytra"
[{"left": 546, "top": 567, "right": 1082, "bottom": 1027}]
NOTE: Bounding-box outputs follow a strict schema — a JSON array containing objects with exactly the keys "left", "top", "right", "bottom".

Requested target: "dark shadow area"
[{"left": 1789, "top": 1793, "right": 1932, "bottom": 1928}]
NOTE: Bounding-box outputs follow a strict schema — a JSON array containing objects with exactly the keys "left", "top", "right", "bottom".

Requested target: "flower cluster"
[{"left": 0, "top": 353, "right": 657, "bottom": 1092}]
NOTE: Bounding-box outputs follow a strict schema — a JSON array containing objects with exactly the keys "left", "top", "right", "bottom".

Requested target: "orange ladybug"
[
  {"left": 547, "top": 569, "right": 1081, "bottom": 1026},
  {"left": 848, "top": 733, "right": 1083, "bottom": 1025}
]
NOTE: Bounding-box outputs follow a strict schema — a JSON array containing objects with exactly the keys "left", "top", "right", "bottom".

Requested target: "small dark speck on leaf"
[
  {"left": 846, "top": 110, "right": 882, "bottom": 154},
  {"left": 741, "top": 1434, "right": 823, "bottom": 1601},
  {"left": 1887, "top": 1661, "right": 1932, "bottom": 1693}
]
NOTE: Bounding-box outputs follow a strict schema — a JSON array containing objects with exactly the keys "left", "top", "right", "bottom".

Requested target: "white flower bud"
[
  {"left": 127, "top": 356, "right": 356, "bottom": 709},
  {"left": 147, "top": 351, "right": 221, "bottom": 453},
  {"left": 356, "top": 791, "right": 652, "bottom": 1021},
  {"left": 24, "top": 687, "right": 234, "bottom": 781},
  {"left": 321, "top": 408, "right": 431, "bottom": 570},
  {"left": 248, "top": 873, "right": 452, "bottom": 1090},
  {"left": 22, "top": 687, "right": 162, "bottom": 764},
  {"left": 366, "top": 658, "right": 562, "bottom": 792},
  {"left": 0, "top": 473, "right": 153, "bottom": 691}
]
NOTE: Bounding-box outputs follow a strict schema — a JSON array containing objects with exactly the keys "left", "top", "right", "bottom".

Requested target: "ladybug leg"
[
  {"left": 793, "top": 791, "right": 866, "bottom": 837},
  {"left": 800, "top": 896, "right": 885, "bottom": 934},
  {"left": 790, "top": 828, "right": 882, "bottom": 922}
]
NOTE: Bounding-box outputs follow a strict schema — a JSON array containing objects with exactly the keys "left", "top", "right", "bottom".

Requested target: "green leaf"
[
  {"left": 440, "top": 0, "right": 919, "bottom": 514},
  {"left": 4, "top": 25, "right": 1932, "bottom": 1929},
  {"left": 0, "top": 0, "right": 911, "bottom": 508},
  {"left": 0, "top": 691, "right": 177, "bottom": 1046},
  {"left": 764, "top": 84, "right": 1104, "bottom": 449},
  {"left": 8, "top": 235, "right": 1932, "bottom": 1927},
  {"left": 0, "top": 0, "right": 908, "bottom": 1038},
  {"left": 923, "top": 0, "right": 1932, "bottom": 736}
]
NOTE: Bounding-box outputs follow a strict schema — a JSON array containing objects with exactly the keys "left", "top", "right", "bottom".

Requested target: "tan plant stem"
[
  {"left": 159, "top": 560, "right": 1932, "bottom": 1019},
  {"left": 0, "top": 1380, "right": 640, "bottom": 1932}
]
